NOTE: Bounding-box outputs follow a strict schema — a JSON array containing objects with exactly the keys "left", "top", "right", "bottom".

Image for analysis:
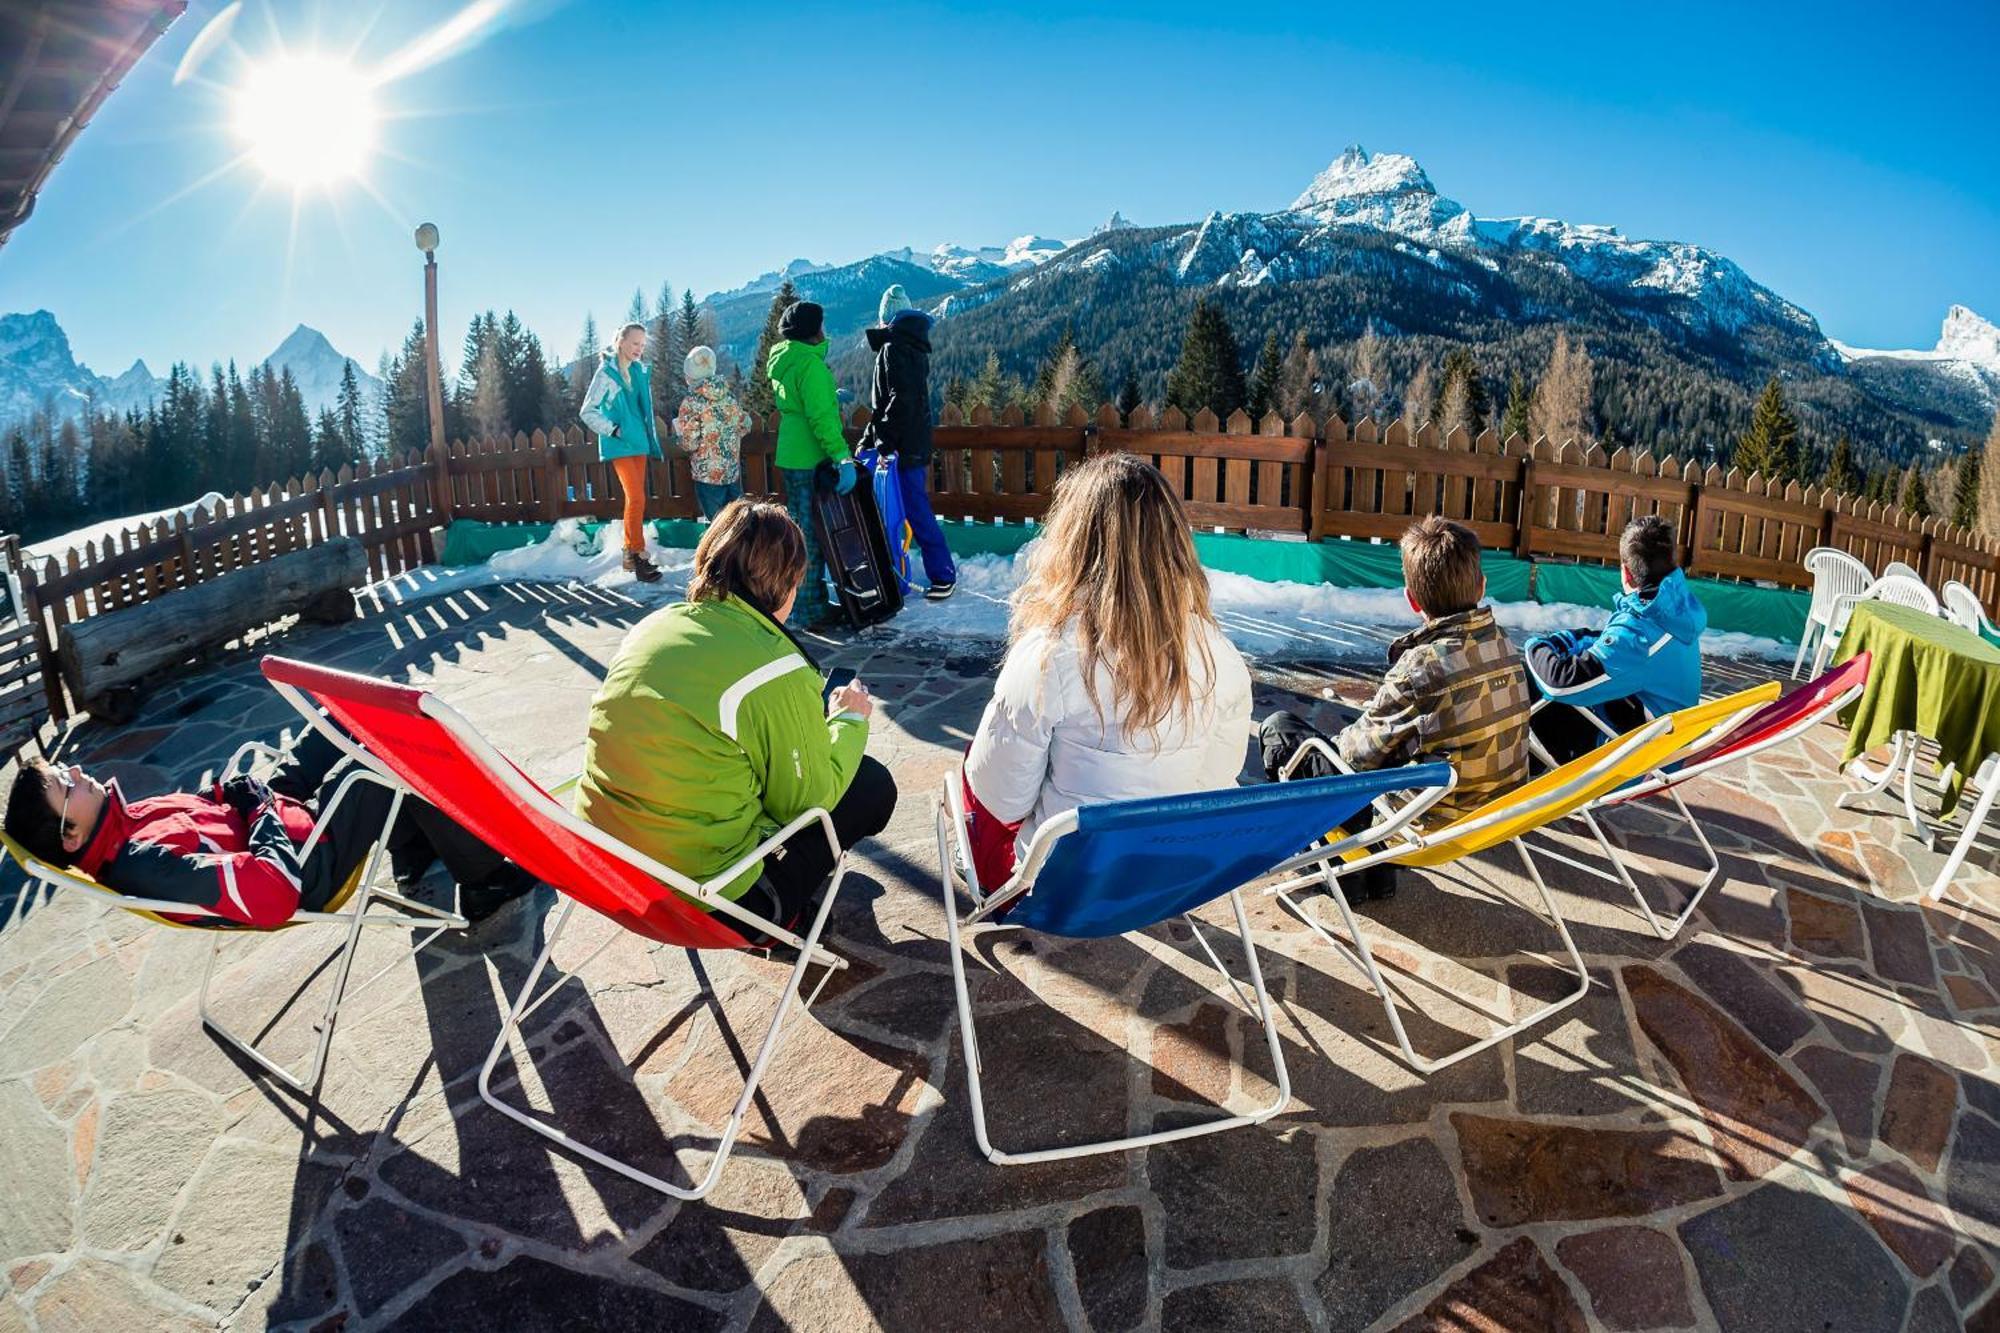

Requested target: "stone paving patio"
[{"left": 2, "top": 571, "right": 1999, "bottom": 1331}]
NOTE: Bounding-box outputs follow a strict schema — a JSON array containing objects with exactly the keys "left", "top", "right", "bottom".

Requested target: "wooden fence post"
[
  {"left": 428, "top": 441, "right": 455, "bottom": 524},
  {"left": 1513, "top": 453, "right": 1536, "bottom": 559}
]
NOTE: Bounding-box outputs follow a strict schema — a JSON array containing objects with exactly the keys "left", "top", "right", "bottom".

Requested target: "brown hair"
[
  {"left": 4, "top": 758, "right": 71, "bottom": 867},
  {"left": 1620, "top": 514, "right": 1678, "bottom": 587},
  {"left": 1400, "top": 516, "right": 1484, "bottom": 617},
  {"left": 687, "top": 498, "right": 806, "bottom": 615},
  {"left": 1010, "top": 452, "right": 1217, "bottom": 740}
]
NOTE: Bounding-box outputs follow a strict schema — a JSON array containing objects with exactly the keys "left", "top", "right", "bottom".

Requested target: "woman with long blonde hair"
[{"left": 960, "top": 452, "right": 1251, "bottom": 884}]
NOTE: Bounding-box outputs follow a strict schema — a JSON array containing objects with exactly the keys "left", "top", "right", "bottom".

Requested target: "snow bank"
[
  {"left": 28, "top": 492, "right": 226, "bottom": 561},
  {"left": 366, "top": 524, "right": 1796, "bottom": 665}
]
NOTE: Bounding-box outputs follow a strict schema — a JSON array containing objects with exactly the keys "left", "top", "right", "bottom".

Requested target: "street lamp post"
[{"left": 416, "top": 223, "right": 446, "bottom": 455}]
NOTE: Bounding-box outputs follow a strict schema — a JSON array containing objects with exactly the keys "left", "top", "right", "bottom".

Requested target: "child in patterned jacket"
[{"left": 672, "top": 345, "right": 753, "bottom": 520}]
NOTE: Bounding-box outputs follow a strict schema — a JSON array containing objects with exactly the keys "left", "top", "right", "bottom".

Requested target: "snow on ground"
[
  {"left": 27, "top": 492, "right": 226, "bottom": 561},
  {"left": 366, "top": 521, "right": 1795, "bottom": 665}
]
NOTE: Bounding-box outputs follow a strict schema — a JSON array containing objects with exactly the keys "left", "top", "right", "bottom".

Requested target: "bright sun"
[{"left": 232, "top": 55, "right": 377, "bottom": 187}]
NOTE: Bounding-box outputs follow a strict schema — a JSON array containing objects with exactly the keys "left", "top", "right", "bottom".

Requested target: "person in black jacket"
[{"left": 863, "top": 284, "right": 957, "bottom": 600}]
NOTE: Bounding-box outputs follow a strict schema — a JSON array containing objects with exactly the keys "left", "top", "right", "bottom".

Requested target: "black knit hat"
[{"left": 779, "top": 300, "right": 825, "bottom": 342}]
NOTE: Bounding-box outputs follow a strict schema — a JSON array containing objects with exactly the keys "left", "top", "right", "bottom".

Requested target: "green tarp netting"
[
  {"left": 1529, "top": 561, "right": 1810, "bottom": 643},
  {"left": 438, "top": 519, "right": 1807, "bottom": 643}
]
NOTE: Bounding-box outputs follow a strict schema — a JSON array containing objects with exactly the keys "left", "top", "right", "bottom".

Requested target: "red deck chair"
[
  {"left": 1550, "top": 654, "right": 1874, "bottom": 938},
  {"left": 259, "top": 655, "right": 853, "bottom": 1201}
]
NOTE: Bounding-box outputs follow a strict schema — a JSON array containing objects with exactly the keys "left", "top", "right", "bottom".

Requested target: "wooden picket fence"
[{"left": 2, "top": 401, "right": 1996, "bottom": 749}]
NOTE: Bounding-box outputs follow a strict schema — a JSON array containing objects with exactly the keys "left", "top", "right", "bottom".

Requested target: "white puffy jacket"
[{"left": 963, "top": 618, "right": 1253, "bottom": 860}]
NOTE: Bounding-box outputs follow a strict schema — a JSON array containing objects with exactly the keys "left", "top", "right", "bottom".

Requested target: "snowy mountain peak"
[
  {"left": 266, "top": 324, "right": 341, "bottom": 364},
  {"left": 1939, "top": 305, "right": 2000, "bottom": 372},
  {"left": 1291, "top": 145, "right": 1440, "bottom": 211},
  {"left": 1092, "top": 211, "right": 1136, "bottom": 236}
]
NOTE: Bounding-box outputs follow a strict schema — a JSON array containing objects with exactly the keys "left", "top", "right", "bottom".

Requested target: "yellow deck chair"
[
  {"left": 0, "top": 742, "right": 466, "bottom": 1096},
  {"left": 1268, "top": 713, "right": 1699, "bottom": 1074},
  {"left": 1524, "top": 682, "right": 1780, "bottom": 939}
]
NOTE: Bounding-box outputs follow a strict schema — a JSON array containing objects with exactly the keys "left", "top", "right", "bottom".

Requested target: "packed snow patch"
[
  {"left": 365, "top": 524, "right": 1795, "bottom": 665},
  {"left": 28, "top": 492, "right": 226, "bottom": 561}
]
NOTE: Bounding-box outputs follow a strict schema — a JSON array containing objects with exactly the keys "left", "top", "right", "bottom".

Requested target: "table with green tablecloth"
[{"left": 1836, "top": 600, "right": 2000, "bottom": 818}]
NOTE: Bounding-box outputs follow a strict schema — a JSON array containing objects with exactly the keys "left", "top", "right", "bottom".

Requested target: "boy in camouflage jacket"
[{"left": 1259, "top": 516, "right": 1530, "bottom": 898}]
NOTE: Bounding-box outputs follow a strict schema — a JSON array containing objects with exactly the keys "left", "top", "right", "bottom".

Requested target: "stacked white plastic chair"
[
  {"left": 1794, "top": 547, "right": 1872, "bottom": 679},
  {"left": 1813, "top": 570, "right": 1940, "bottom": 679}
]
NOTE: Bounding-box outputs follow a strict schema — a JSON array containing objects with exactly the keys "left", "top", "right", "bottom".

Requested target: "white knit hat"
[
  {"left": 683, "top": 345, "right": 717, "bottom": 383},
  {"left": 878, "top": 284, "right": 912, "bottom": 326}
]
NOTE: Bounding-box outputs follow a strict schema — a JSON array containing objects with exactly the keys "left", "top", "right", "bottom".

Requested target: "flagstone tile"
[
  {"left": 1452, "top": 1113, "right": 1723, "bottom": 1227},
  {"left": 1880, "top": 1054, "right": 1959, "bottom": 1174},
  {"left": 1388, "top": 1237, "right": 1588, "bottom": 1333},
  {"left": 1680, "top": 1186, "right": 1906, "bottom": 1333},
  {"left": 1625, "top": 966, "right": 1822, "bottom": 1178},
  {"left": 1842, "top": 1159, "right": 1955, "bottom": 1278},
  {"left": 1316, "top": 1137, "right": 1475, "bottom": 1329},
  {"left": 1554, "top": 1226, "right": 1695, "bottom": 1330}
]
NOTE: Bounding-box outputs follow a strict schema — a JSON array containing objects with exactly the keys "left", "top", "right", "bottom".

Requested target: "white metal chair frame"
[
  {"left": 1, "top": 737, "right": 467, "bottom": 1097},
  {"left": 266, "top": 673, "right": 850, "bottom": 1201},
  {"left": 932, "top": 773, "right": 1454, "bottom": 1164},
  {"left": 1262, "top": 720, "right": 1671, "bottom": 1075},
  {"left": 1928, "top": 754, "right": 1999, "bottom": 902},
  {"left": 1795, "top": 547, "right": 1873, "bottom": 680},
  {"left": 1521, "top": 683, "right": 1771, "bottom": 940}
]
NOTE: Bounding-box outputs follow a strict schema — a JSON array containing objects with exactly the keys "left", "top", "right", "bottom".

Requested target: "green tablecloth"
[{"left": 1836, "top": 600, "right": 2000, "bottom": 815}]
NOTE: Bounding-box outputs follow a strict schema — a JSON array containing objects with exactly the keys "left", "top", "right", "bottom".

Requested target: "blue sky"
[{"left": 5, "top": 0, "right": 1996, "bottom": 377}]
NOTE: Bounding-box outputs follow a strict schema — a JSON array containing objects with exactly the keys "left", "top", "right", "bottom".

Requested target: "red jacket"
[{"left": 75, "top": 783, "right": 317, "bottom": 928}]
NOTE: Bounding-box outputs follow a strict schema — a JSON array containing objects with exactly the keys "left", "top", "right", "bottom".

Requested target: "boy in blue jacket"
[{"left": 1525, "top": 514, "right": 1706, "bottom": 764}]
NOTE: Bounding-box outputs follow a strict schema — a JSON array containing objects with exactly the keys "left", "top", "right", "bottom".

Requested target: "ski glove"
[
  {"left": 217, "top": 774, "right": 273, "bottom": 821},
  {"left": 834, "top": 460, "right": 858, "bottom": 495}
]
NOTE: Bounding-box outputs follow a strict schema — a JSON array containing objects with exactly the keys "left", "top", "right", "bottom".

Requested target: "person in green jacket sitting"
[
  {"left": 766, "top": 300, "right": 855, "bottom": 627},
  {"left": 572, "top": 498, "right": 896, "bottom": 942}
]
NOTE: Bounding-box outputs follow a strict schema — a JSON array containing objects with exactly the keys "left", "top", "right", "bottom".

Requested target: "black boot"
[{"left": 460, "top": 863, "right": 540, "bottom": 923}]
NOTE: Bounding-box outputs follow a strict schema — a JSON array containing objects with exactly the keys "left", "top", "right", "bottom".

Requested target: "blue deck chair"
[{"left": 935, "top": 763, "right": 1454, "bottom": 1165}]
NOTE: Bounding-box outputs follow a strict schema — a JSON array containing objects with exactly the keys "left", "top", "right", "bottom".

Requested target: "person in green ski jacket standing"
[
  {"left": 573, "top": 499, "right": 896, "bottom": 941},
  {"left": 766, "top": 300, "right": 854, "bottom": 626}
]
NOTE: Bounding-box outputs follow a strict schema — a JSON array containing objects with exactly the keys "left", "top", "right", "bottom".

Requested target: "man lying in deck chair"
[
  {"left": 1524, "top": 514, "right": 1706, "bottom": 765},
  {"left": 3, "top": 727, "right": 538, "bottom": 928},
  {"left": 1257, "top": 516, "right": 1532, "bottom": 901}
]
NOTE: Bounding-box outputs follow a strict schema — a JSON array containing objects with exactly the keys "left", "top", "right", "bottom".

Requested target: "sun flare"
[{"left": 231, "top": 55, "right": 377, "bottom": 188}]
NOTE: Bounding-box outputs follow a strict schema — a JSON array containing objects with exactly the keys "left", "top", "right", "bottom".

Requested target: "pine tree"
[
  {"left": 469, "top": 335, "right": 509, "bottom": 440},
  {"left": 1530, "top": 331, "right": 1594, "bottom": 444},
  {"left": 969, "top": 351, "right": 1008, "bottom": 414},
  {"left": 1401, "top": 361, "right": 1435, "bottom": 436},
  {"left": 272, "top": 368, "right": 314, "bottom": 478},
  {"left": 569, "top": 313, "right": 600, "bottom": 405},
  {"left": 648, "top": 282, "right": 683, "bottom": 421},
  {"left": 1116, "top": 374, "right": 1141, "bottom": 425},
  {"left": 1432, "top": 347, "right": 1489, "bottom": 437},
  {"left": 678, "top": 289, "right": 703, "bottom": 353},
  {"left": 1735, "top": 376, "right": 1799, "bottom": 479},
  {"left": 1273, "top": 331, "right": 1314, "bottom": 423},
  {"left": 1500, "top": 370, "right": 1531, "bottom": 441},
  {"left": 1246, "top": 331, "right": 1284, "bottom": 424},
  {"left": 1981, "top": 412, "right": 2000, "bottom": 539},
  {"left": 1899, "top": 464, "right": 1931, "bottom": 519},
  {"left": 385, "top": 322, "right": 434, "bottom": 457},
  {"left": 1823, "top": 436, "right": 1860, "bottom": 495},
  {"left": 1033, "top": 331, "right": 1103, "bottom": 417},
  {"left": 311, "top": 408, "right": 346, "bottom": 472},
  {"left": 744, "top": 280, "right": 797, "bottom": 419},
  {"left": 625, "top": 288, "right": 647, "bottom": 328},
  {"left": 1347, "top": 321, "right": 1385, "bottom": 422},
  {"left": 336, "top": 360, "right": 364, "bottom": 460},
  {"left": 1163, "top": 298, "right": 1246, "bottom": 420},
  {"left": 1955, "top": 448, "right": 1985, "bottom": 529}
]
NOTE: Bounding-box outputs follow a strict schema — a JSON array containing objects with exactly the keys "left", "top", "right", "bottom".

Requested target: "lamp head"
[{"left": 414, "top": 222, "right": 440, "bottom": 254}]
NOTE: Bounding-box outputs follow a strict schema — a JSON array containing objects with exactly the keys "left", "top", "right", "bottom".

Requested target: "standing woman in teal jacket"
[
  {"left": 580, "top": 322, "right": 665, "bottom": 583},
  {"left": 766, "top": 301, "right": 855, "bottom": 626}
]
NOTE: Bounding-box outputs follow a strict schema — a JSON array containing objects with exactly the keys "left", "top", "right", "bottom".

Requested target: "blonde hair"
[{"left": 1010, "top": 452, "right": 1216, "bottom": 739}]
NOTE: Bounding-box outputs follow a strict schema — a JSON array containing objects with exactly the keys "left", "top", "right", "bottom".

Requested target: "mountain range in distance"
[
  {"left": 5, "top": 146, "right": 1995, "bottom": 462},
  {"left": 0, "top": 313, "right": 379, "bottom": 429}
]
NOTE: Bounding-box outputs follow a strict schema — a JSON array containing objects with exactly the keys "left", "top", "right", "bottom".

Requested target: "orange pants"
[{"left": 612, "top": 456, "right": 649, "bottom": 554}]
